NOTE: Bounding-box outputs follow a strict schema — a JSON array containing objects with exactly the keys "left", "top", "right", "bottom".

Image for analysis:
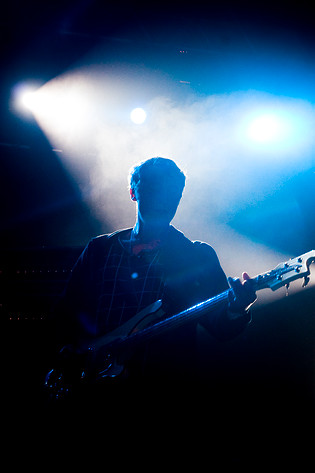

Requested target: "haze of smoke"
[{"left": 33, "top": 69, "right": 315, "bottom": 288}]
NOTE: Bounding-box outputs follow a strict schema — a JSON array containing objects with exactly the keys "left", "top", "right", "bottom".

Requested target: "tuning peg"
[{"left": 302, "top": 276, "right": 310, "bottom": 287}]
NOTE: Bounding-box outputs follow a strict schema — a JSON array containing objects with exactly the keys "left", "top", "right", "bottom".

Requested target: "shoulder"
[
  {"left": 169, "top": 226, "right": 219, "bottom": 261},
  {"left": 86, "top": 228, "right": 132, "bottom": 250},
  {"left": 192, "top": 240, "right": 221, "bottom": 264},
  {"left": 77, "top": 229, "right": 131, "bottom": 266}
]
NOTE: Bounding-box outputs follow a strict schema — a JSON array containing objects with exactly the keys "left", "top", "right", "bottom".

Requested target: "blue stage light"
[
  {"left": 247, "top": 113, "right": 290, "bottom": 143},
  {"left": 12, "top": 83, "right": 41, "bottom": 116},
  {"left": 240, "top": 103, "right": 313, "bottom": 157}
]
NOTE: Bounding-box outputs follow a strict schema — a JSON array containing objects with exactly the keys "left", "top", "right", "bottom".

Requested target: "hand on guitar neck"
[{"left": 227, "top": 272, "right": 257, "bottom": 319}]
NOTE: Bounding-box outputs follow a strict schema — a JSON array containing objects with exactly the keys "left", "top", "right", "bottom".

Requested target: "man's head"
[{"left": 129, "top": 157, "right": 186, "bottom": 227}]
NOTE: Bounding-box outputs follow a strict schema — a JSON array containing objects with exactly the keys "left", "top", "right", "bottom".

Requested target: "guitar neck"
[
  {"left": 117, "top": 289, "right": 231, "bottom": 351},
  {"left": 117, "top": 271, "right": 268, "bottom": 350}
]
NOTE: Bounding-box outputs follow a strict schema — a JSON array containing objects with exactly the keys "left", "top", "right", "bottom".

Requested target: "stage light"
[
  {"left": 21, "top": 79, "right": 94, "bottom": 143},
  {"left": 12, "top": 83, "right": 41, "bottom": 116},
  {"left": 247, "top": 113, "right": 288, "bottom": 143},
  {"left": 20, "top": 90, "right": 38, "bottom": 111},
  {"left": 130, "top": 107, "right": 147, "bottom": 124},
  {"left": 239, "top": 102, "right": 313, "bottom": 157}
]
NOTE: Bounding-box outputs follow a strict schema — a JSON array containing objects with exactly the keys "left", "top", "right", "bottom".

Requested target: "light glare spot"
[{"left": 130, "top": 107, "right": 146, "bottom": 124}]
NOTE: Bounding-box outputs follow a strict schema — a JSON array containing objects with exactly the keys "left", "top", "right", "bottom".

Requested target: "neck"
[{"left": 132, "top": 220, "right": 170, "bottom": 242}]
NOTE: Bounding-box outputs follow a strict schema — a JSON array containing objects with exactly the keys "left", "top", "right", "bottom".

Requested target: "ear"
[{"left": 130, "top": 188, "right": 137, "bottom": 201}]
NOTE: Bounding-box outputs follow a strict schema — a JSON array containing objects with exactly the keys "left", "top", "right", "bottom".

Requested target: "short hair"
[{"left": 129, "top": 157, "right": 186, "bottom": 193}]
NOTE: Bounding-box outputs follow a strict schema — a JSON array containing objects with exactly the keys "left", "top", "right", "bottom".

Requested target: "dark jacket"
[{"left": 54, "top": 226, "right": 250, "bottom": 380}]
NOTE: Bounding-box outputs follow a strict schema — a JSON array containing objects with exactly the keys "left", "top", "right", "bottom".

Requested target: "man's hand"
[{"left": 227, "top": 272, "right": 257, "bottom": 318}]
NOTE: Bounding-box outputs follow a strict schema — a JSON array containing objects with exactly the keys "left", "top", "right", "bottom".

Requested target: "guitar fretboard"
[{"left": 115, "top": 289, "right": 231, "bottom": 351}]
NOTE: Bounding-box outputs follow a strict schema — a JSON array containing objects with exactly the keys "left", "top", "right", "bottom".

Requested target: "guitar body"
[
  {"left": 85, "top": 299, "right": 165, "bottom": 379},
  {"left": 45, "top": 300, "right": 166, "bottom": 397},
  {"left": 88, "top": 299, "right": 164, "bottom": 352}
]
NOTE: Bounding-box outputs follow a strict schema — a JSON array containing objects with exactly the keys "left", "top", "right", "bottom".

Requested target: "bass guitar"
[{"left": 45, "top": 250, "right": 315, "bottom": 398}]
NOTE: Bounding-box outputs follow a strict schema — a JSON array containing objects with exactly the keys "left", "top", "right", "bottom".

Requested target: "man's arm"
[{"left": 195, "top": 244, "right": 256, "bottom": 340}]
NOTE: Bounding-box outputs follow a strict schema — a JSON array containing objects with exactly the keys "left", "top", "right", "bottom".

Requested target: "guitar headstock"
[{"left": 254, "top": 250, "right": 315, "bottom": 292}]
